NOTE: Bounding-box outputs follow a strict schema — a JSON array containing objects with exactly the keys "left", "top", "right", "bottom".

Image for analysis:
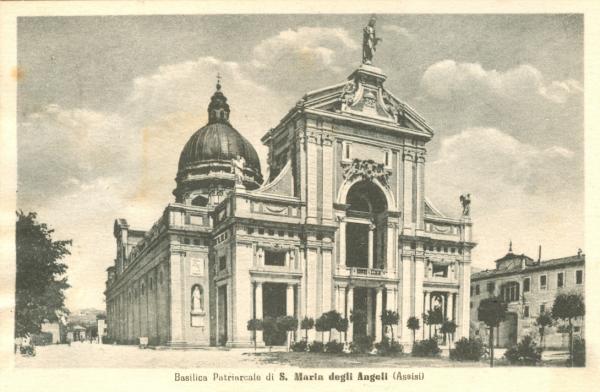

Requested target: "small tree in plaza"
[
  {"left": 552, "top": 293, "right": 585, "bottom": 367},
  {"left": 425, "top": 308, "right": 443, "bottom": 338},
  {"left": 440, "top": 319, "right": 457, "bottom": 345},
  {"left": 323, "top": 310, "right": 343, "bottom": 342},
  {"left": 335, "top": 318, "right": 349, "bottom": 342},
  {"left": 300, "top": 317, "right": 314, "bottom": 341},
  {"left": 534, "top": 311, "right": 553, "bottom": 349},
  {"left": 315, "top": 315, "right": 327, "bottom": 342},
  {"left": 277, "top": 316, "right": 298, "bottom": 351},
  {"left": 407, "top": 316, "right": 420, "bottom": 343},
  {"left": 246, "top": 318, "right": 263, "bottom": 352},
  {"left": 477, "top": 296, "right": 507, "bottom": 367},
  {"left": 381, "top": 310, "right": 399, "bottom": 342}
]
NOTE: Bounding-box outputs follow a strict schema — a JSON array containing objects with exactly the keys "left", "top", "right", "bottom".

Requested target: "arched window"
[
  {"left": 192, "top": 195, "right": 208, "bottom": 207},
  {"left": 191, "top": 284, "right": 204, "bottom": 312},
  {"left": 345, "top": 180, "right": 388, "bottom": 269}
]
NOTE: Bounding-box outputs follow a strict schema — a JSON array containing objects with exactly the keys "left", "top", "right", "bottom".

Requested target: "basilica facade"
[{"left": 105, "top": 28, "right": 475, "bottom": 348}]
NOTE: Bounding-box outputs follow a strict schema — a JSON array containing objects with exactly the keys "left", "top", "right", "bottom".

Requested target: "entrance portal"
[{"left": 262, "top": 283, "right": 287, "bottom": 346}]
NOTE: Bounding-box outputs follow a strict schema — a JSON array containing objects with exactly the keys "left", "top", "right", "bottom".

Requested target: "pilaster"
[{"left": 167, "top": 251, "right": 186, "bottom": 346}]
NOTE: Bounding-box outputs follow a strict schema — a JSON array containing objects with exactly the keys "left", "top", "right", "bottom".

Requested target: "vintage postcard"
[{"left": 1, "top": 1, "right": 599, "bottom": 391}]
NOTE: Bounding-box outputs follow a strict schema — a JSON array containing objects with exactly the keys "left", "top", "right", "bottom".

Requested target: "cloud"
[
  {"left": 17, "top": 105, "right": 137, "bottom": 207},
  {"left": 427, "top": 127, "right": 583, "bottom": 267},
  {"left": 18, "top": 55, "right": 288, "bottom": 309},
  {"left": 421, "top": 60, "right": 582, "bottom": 104},
  {"left": 382, "top": 24, "right": 413, "bottom": 39},
  {"left": 248, "top": 26, "right": 359, "bottom": 95}
]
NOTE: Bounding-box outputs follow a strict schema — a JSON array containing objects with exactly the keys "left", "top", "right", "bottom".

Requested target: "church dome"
[
  {"left": 177, "top": 122, "right": 261, "bottom": 175},
  {"left": 174, "top": 80, "right": 263, "bottom": 205}
]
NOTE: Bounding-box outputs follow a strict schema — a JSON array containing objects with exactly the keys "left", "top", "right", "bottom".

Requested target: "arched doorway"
[{"left": 345, "top": 180, "right": 388, "bottom": 269}]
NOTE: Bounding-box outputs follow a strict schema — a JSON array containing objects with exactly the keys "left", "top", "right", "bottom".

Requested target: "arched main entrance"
[{"left": 345, "top": 180, "right": 388, "bottom": 269}]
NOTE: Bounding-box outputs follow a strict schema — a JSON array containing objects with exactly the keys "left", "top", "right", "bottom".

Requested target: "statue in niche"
[
  {"left": 192, "top": 285, "right": 203, "bottom": 312},
  {"left": 460, "top": 193, "right": 471, "bottom": 216},
  {"left": 231, "top": 154, "right": 246, "bottom": 185},
  {"left": 362, "top": 16, "right": 382, "bottom": 65}
]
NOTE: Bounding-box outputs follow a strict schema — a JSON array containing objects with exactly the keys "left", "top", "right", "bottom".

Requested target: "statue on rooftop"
[
  {"left": 232, "top": 154, "right": 246, "bottom": 186},
  {"left": 363, "top": 16, "right": 382, "bottom": 65},
  {"left": 460, "top": 193, "right": 471, "bottom": 217}
]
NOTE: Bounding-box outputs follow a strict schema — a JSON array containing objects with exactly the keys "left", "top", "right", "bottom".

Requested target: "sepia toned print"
[{"left": 6, "top": 7, "right": 590, "bottom": 377}]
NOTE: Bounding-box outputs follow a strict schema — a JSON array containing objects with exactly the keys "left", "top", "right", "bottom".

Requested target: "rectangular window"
[
  {"left": 500, "top": 282, "right": 520, "bottom": 302},
  {"left": 470, "top": 286, "right": 474, "bottom": 296},
  {"left": 383, "top": 149, "right": 391, "bottom": 168},
  {"left": 540, "top": 275, "right": 547, "bottom": 290},
  {"left": 264, "top": 250, "right": 286, "bottom": 266},
  {"left": 540, "top": 304, "right": 545, "bottom": 314},
  {"left": 342, "top": 141, "right": 352, "bottom": 161},
  {"left": 523, "top": 277, "right": 530, "bottom": 293},
  {"left": 219, "top": 255, "right": 227, "bottom": 271},
  {"left": 487, "top": 282, "right": 495, "bottom": 294},
  {"left": 523, "top": 305, "right": 530, "bottom": 318},
  {"left": 557, "top": 272, "right": 564, "bottom": 288},
  {"left": 432, "top": 264, "right": 448, "bottom": 278},
  {"left": 475, "top": 285, "right": 480, "bottom": 295},
  {"left": 576, "top": 270, "right": 583, "bottom": 285}
]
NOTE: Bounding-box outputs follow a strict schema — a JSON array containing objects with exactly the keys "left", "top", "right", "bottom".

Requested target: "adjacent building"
[
  {"left": 470, "top": 244, "right": 585, "bottom": 348},
  {"left": 104, "top": 21, "right": 475, "bottom": 348}
]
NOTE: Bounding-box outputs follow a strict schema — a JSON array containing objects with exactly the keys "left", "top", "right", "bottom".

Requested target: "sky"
[{"left": 16, "top": 14, "right": 584, "bottom": 311}]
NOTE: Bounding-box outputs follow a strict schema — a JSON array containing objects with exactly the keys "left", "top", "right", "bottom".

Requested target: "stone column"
[
  {"left": 347, "top": 286, "right": 354, "bottom": 341},
  {"left": 386, "top": 222, "right": 396, "bottom": 274},
  {"left": 255, "top": 282, "right": 264, "bottom": 344},
  {"left": 400, "top": 254, "right": 412, "bottom": 343},
  {"left": 423, "top": 291, "right": 430, "bottom": 340},
  {"left": 385, "top": 286, "right": 396, "bottom": 340},
  {"left": 337, "top": 216, "right": 346, "bottom": 267},
  {"left": 414, "top": 253, "right": 425, "bottom": 322},
  {"left": 402, "top": 149, "right": 415, "bottom": 231},
  {"left": 368, "top": 223, "right": 375, "bottom": 269},
  {"left": 306, "top": 130, "right": 319, "bottom": 224},
  {"left": 447, "top": 293, "right": 454, "bottom": 343},
  {"left": 457, "top": 257, "right": 471, "bottom": 339},
  {"left": 375, "top": 287, "right": 383, "bottom": 342},
  {"left": 287, "top": 284, "right": 295, "bottom": 316},
  {"left": 415, "top": 151, "right": 426, "bottom": 231},
  {"left": 322, "top": 131, "right": 334, "bottom": 221},
  {"left": 322, "top": 249, "right": 333, "bottom": 312},
  {"left": 366, "top": 289, "right": 373, "bottom": 336}
]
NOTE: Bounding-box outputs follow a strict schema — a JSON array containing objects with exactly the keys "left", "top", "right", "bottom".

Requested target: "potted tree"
[
  {"left": 440, "top": 319, "right": 457, "bottom": 346},
  {"left": 246, "top": 318, "right": 263, "bottom": 352},
  {"left": 381, "top": 310, "right": 399, "bottom": 342},
  {"left": 477, "top": 297, "right": 507, "bottom": 367},
  {"left": 407, "top": 316, "right": 420, "bottom": 343},
  {"left": 277, "top": 316, "right": 298, "bottom": 352},
  {"left": 534, "top": 311, "right": 553, "bottom": 350},
  {"left": 300, "top": 317, "right": 314, "bottom": 341},
  {"left": 551, "top": 293, "right": 585, "bottom": 367}
]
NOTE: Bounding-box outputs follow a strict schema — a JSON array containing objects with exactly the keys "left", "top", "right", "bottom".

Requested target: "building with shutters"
[{"left": 470, "top": 244, "right": 585, "bottom": 348}]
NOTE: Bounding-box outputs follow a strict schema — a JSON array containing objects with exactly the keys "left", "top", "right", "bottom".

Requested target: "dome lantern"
[{"left": 173, "top": 76, "right": 262, "bottom": 206}]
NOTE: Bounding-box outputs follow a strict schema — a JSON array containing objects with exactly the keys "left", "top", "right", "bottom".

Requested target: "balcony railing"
[{"left": 336, "top": 266, "right": 388, "bottom": 278}]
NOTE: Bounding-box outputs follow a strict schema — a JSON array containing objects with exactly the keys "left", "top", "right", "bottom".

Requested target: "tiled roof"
[{"left": 472, "top": 254, "right": 585, "bottom": 281}]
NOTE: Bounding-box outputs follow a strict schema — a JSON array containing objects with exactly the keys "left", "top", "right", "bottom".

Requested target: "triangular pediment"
[{"left": 300, "top": 65, "right": 434, "bottom": 137}]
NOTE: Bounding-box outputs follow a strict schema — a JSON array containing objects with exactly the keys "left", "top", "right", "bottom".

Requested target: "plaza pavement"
[{"left": 14, "top": 341, "right": 568, "bottom": 368}]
